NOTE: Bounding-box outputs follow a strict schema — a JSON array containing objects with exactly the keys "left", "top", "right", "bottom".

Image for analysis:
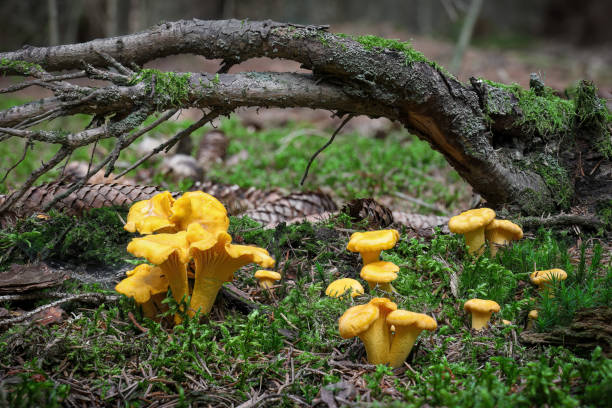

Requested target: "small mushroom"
[
  {"left": 463, "top": 298, "right": 500, "bottom": 330},
  {"left": 530, "top": 269, "right": 567, "bottom": 296},
  {"left": 115, "top": 264, "right": 169, "bottom": 320},
  {"left": 360, "top": 261, "right": 399, "bottom": 293},
  {"left": 254, "top": 270, "right": 282, "bottom": 290},
  {"left": 485, "top": 219, "right": 523, "bottom": 256},
  {"left": 127, "top": 231, "right": 190, "bottom": 321},
  {"left": 347, "top": 229, "right": 400, "bottom": 265},
  {"left": 386, "top": 310, "right": 437, "bottom": 368},
  {"left": 338, "top": 303, "right": 386, "bottom": 364},
  {"left": 368, "top": 297, "right": 398, "bottom": 357},
  {"left": 124, "top": 191, "right": 176, "bottom": 234},
  {"left": 448, "top": 208, "right": 496, "bottom": 256},
  {"left": 187, "top": 223, "right": 274, "bottom": 316},
  {"left": 527, "top": 309, "right": 538, "bottom": 329},
  {"left": 325, "top": 278, "right": 364, "bottom": 298}
]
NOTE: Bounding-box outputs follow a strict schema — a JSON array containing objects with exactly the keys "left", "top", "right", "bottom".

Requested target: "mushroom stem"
[
  {"left": 361, "top": 250, "right": 381, "bottom": 265},
  {"left": 160, "top": 253, "right": 189, "bottom": 312},
  {"left": 463, "top": 228, "right": 486, "bottom": 256},
  {"left": 366, "top": 281, "right": 396, "bottom": 293},
  {"left": 471, "top": 311, "right": 493, "bottom": 330},
  {"left": 358, "top": 322, "right": 389, "bottom": 365},
  {"left": 258, "top": 279, "right": 275, "bottom": 290},
  {"left": 387, "top": 327, "right": 421, "bottom": 368},
  {"left": 189, "top": 276, "right": 224, "bottom": 316},
  {"left": 487, "top": 230, "right": 510, "bottom": 257}
]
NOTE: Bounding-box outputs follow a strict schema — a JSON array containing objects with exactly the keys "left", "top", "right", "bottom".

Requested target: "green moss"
[
  {"left": 0, "top": 58, "right": 43, "bottom": 75},
  {"left": 574, "top": 81, "right": 612, "bottom": 158},
  {"left": 483, "top": 79, "right": 575, "bottom": 137},
  {"left": 334, "top": 33, "right": 450, "bottom": 75},
  {"left": 531, "top": 154, "right": 573, "bottom": 209},
  {"left": 129, "top": 69, "right": 191, "bottom": 109}
]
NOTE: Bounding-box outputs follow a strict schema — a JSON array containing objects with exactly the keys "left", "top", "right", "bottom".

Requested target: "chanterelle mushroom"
[
  {"left": 254, "top": 270, "right": 282, "bottom": 290},
  {"left": 386, "top": 310, "right": 437, "bottom": 368},
  {"left": 170, "top": 191, "right": 229, "bottom": 234},
  {"left": 463, "top": 298, "right": 500, "bottom": 330},
  {"left": 338, "top": 303, "right": 384, "bottom": 364},
  {"left": 187, "top": 223, "right": 274, "bottom": 316},
  {"left": 127, "top": 231, "right": 190, "bottom": 320},
  {"left": 530, "top": 269, "right": 567, "bottom": 296},
  {"left": 360, "top": 261, "right": 399, "bottom": 293},
  {"left": 485, "top": 219, "right": 523, "bottom": 256},
  {"left": 124, "top": 191, "right": 175, "bottom": 234},
  {"left": 115, "top": 264, "right": 169, "bottom": 319},
  {"left": 325, "top": 278, "right": 364, "bottom": 298},
  {"left": 448, "top": 208, "right": 496, "bottom": 256},
  {"left": 347, "top": 229, "right": 400, "bottom": 265}
]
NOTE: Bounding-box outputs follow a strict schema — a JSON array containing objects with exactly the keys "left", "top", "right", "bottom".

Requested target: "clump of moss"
[
  {"left": 531, "top": 154, "right": 573, "bottom": 209},
  {"left": 129, "top": 69, "right": 191, "bottom": 109},
  {"left": 574, "top": 80, "right": 612, "bottom": 159},
  {"left": 335, "top": 33, "right": 449, "bottom": 75},
  {"left": 0, "top": 207, "right": 133, "bottom": 269},
  {"left": 0, "top": 58, "right": 43, "bottom": 76},
  {"left": 483, "top": 79, "right": 575, "bottom": 137}
]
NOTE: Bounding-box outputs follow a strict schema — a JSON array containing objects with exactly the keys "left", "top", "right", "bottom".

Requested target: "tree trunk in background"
[
  {"left": 450, "top": 0, "right": 484, "bottom": 74},
  {"left": 128, "top": 0, "right": 144, "bottom": 33},
  {"left": 47, "top": 0, "right": 59, "bottom": 46},
  {"left": 105, "top": 0, "right": 119, "bottom": 37}
]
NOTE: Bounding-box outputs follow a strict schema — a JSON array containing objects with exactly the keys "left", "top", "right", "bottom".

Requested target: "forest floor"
[{"left": 0, "top": 27, "right": 611, "bottom": 407}]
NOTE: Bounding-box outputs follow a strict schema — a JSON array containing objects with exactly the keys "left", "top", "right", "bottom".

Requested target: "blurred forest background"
[{"left": 1, "top": 0, "right": 611, "bottom": 95}]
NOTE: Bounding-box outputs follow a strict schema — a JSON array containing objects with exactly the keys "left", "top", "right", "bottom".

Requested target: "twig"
[
  {"left": 0, "top": 71, "right": 86, "bottom": 94},
  {"left": 0, "top": 137, "right": 32, "bottom": 184},
  {"left": 0, "top": 292, "right": 117, "bottom": 328},
  {"left": 115, "top": 108, "right": 223, "bottom": 178},
  {"left": 300, "top": 114, "right": 352, "bottom": 185}
]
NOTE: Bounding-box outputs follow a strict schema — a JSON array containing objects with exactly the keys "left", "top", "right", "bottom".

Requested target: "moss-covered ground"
[{"left": 0, "top": 208, "right": 610, "bottom": 407}]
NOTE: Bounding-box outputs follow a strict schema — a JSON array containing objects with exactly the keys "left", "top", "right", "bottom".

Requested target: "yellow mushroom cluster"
[
  {"left": 338, "top": 297, "right": 437, "bottom": 368},
  {"left": 448, "top": 208, "right": 523, "bottom": 256},
  {"left": 115, "top": 191, "right": 276, "bottom": 322}
]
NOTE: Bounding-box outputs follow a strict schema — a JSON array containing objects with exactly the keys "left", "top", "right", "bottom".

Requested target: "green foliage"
[
  {"left": 210, "top": 117, "right": 463, "bottom": 210},
  {"left": 1, "top": 372, "right": 70, "bottom": 408},
  {"left": 0, "top": 207, "right": 132, "bottom": 269}
]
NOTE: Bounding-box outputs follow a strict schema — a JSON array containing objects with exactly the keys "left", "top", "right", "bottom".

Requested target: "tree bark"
[{"left": 0, "top": 19, "right": 610, "bottom": 222}]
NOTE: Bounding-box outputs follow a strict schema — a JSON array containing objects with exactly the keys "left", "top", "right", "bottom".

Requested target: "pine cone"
[{"left": 341, "top": 198, "right": 394, "bottom": 228}]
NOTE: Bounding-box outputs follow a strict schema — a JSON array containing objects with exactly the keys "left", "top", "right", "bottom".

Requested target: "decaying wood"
[
  {"left": 520, "top": 307, "right": 612, "bottom": 357},
  {"left": 0, "top": 262, "right": 69, "bottom": 294},
  {"left": 0, "top": 19, "right": 609, "bottom": 218}
]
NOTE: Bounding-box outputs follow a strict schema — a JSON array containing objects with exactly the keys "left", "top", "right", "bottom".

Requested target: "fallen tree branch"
[{"left": 0, "top": 292, "right": 118, "bottom": 328}]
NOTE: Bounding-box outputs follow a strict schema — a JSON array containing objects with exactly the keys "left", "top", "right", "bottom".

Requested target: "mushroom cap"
[
  {"left": 325, "top": 278, "right": 364, "bottom": 298},
  {"left": 463, "top": 298, "right": 501, "bottom": 314},
  {"left": 448, "top": 208, "right": 496, "bottom": 234},
  {"left": 347, "top": 229, "right": 400, "bottom": 253},
  {"left": 127, "top": 231, "right": 190, "bottom": 265},
  {"left": 124, "top": 191, "right": 175, "bottom": 234},
  {"left": 485, "top": 219, "right": 523, "bottom": 240},
  {"left": 386, "top": 310, "right": 437, "bottom": 331},
  {"left": 368, "top": 297, "right": 398, "bottom": 314},
  {"left": 530, "top": 269, "right": 567, "bottom": 285},
  {"left": 115, "top": 264, "right": 168, "bottom": 303},
  {"left": 227, "top": 244, "right": 276, "bottom": 269},
  {"left": 528, "top": 310, "right": 539, "bottom": 319},
  {"left": 170, "top": 191, "right": 229, "bottom": 233},
  {"left": 255, "top": 270, "right": 282, "bottom": 282},
  {"left": 338, "top": 304, "right": 380, "bottom": 338},
  {"left": 360, "top": 261, "right": 399, "bottom": 283}
]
